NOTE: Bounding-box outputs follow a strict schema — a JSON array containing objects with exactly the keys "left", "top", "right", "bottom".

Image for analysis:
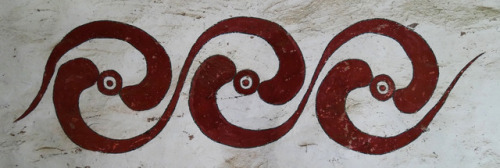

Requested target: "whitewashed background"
[{"left": 1, "top": 0, "right": 500, "bottom": 167}]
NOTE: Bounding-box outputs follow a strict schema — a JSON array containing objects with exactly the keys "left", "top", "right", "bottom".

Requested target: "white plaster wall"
[{"left": 0, "top": 0, "right": 499, "bottom": 167}]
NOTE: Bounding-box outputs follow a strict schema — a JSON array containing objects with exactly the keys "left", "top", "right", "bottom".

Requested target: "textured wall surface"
[{"left": 1, "top": 0, "right": 500, "bottom": 167}]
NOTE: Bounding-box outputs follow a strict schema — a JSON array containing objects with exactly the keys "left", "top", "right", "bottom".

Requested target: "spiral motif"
[
  {"left": 188, "top": 17, "right": 305, "bottom": 148},
  {"left": 315, "top": 19, "right": 482, "bottom": 154},
  {"left": 16, "top": 21, "right": 173, "bottom": 153},
  {"left": 16, "top": 17, "right": 482, "bottom": 154}
]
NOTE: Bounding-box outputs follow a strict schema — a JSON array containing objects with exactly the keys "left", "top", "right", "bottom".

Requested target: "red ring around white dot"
[
  {"left": 233, "top": 70, "right": 259, "bottom": 95},
  {"left": 97, "top": 70, "right": 122, "bottom": 96}
]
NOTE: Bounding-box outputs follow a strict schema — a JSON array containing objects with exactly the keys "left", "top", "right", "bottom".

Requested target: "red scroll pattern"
[
  {"left": 16, "top": 17, "right": 483, "bottom": 154},
  {"left": 189, "top": 18, "right": 305, "bottom": 148},
  {"left": 16, "top": 21, "right": 173, "bottom": 153}
]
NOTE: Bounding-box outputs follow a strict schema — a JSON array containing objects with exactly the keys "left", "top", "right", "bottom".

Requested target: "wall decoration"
[
  {"left": 16, "top": 17, "right": 483, "bottom": 155},
  {"left": 1, "top": 1, "right": 499, "bottom": 167}
]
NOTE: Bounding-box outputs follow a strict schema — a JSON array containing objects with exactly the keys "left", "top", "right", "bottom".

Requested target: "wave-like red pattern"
[{"left": 16, "top": 17, "right": 483, "bottom": 154}]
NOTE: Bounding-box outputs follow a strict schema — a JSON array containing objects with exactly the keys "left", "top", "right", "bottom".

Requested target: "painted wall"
[{"left": 1, "top": 0, "right": 499, "bottom": 167}]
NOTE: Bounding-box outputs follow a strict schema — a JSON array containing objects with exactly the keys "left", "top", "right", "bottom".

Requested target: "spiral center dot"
[
  {"left": 379, "top": 85, "right": 386, "bottom": 92},
  {"left": 242, "top": 79, "right": 250, "bottom": 87},
  {"left": 233, "top": 70, "right": 259, "bottom": 95},
  {"left": 106, "top": 80, "right": 114, "bottom": 87}
]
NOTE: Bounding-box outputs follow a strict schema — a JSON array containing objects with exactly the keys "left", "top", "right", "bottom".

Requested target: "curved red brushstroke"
[
  {"left": 319, "top": 19, "right": 439, "bottom": 114},
  {"left": 313, "top": 18, "right": 483, "bottom": 154},
  {"left": 16, "top": 21, "right": 172, "bottom": 122},
  {"left": 188, "top": 18, "right": 482, "bottom": 151},
  {"left": 188, "top": 17, "right": 305, "bottom": 148},
  {"left": 316, "top": 54, "right": 482, "bottom": 154},
  {"left": 15, "top": 21, "right": 172, "bottom": 153},
  {"left": 17, "top": 17, "right": 483, "bottom": 154}
]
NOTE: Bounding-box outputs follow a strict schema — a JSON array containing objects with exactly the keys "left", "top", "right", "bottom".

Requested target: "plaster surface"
[{"left": 1, "top": 0, "right": 499, "bottom": 167}]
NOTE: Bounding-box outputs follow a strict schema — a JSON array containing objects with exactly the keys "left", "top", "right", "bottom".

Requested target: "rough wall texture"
[{"left": 0, "top": 0, "right": 499, "bottom": 167}]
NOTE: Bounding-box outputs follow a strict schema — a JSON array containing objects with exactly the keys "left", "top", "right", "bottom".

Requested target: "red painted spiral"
[{"left": 17, "top": 17, "right": 482, "bottom": 154}]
